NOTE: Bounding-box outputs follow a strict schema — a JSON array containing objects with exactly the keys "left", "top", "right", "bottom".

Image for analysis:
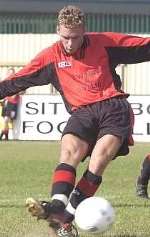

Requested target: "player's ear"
[{"left": 56, "top": 25, "right": 60, "bottom": 34}]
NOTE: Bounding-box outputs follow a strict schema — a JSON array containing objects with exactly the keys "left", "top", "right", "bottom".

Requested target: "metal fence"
[{"left": 1, "top": 13, "right": 150, "bottom": 34}]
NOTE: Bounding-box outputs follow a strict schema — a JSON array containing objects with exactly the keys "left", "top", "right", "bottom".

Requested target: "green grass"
[{"left": 0, "top": 141, "right": 150, "bottom": 237}]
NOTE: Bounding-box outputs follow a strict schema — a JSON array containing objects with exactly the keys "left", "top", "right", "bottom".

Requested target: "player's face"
[
  {"left": 7, "top": 68, "right": 15, "bottom": 77},
  {"left": 57, "top": 24, "right": 85, "bottom": 54}
]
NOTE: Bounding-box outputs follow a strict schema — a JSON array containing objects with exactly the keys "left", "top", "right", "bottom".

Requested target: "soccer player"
[
  {"left": 136, "top": 154, "right": 150, "bottom": 199},
  {"left": 0, "top": 4, "right": 150, "bottom": 237},
  {"left": 0, "top": 68, "right": 21, "bottom": 140}
]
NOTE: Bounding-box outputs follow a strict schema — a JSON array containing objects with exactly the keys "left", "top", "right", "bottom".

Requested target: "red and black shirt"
[{"left": 0, "top": 32, "right": 150, "bottom": 113}]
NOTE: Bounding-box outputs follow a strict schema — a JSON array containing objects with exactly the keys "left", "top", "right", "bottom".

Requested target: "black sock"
[
  {"left": 139, "top": 155, "right": 150, "bottom": 185},
  {"left": 50, "top": 163, "right": 76, "bottom": 212},
  {"left": 62, "top": 170, "right": 102, "bottom": 223}
]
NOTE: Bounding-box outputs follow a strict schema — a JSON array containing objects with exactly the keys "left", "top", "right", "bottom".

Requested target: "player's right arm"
[{"left": 0, "top": 47, "right": 55, "bottom": 99}]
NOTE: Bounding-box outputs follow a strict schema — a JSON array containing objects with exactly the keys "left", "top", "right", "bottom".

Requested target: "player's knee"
[{"left": 60, "top": 143, "right": 87, "bottom": 166}]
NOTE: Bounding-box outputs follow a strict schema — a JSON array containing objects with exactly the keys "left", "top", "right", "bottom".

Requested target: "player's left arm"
[{"left": 105, "top": 32, "right": 150, "bottom": 64}]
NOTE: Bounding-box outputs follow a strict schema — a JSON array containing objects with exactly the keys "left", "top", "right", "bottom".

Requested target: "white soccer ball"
[{"left": 75, "top": 196, "right": 115, "bottom": 233}]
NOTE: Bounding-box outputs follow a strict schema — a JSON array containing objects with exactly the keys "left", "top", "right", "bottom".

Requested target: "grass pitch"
[{"left": 0, "top": 141, "right": 150, "bottom": 237}]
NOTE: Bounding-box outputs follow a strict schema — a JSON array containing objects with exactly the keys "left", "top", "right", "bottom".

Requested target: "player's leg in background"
[
  {"left": 136, "top": 154, "right": 150, "bottom": 199},
  {"left": 0, "top": 116, "right": 10, "bottom": 140}
]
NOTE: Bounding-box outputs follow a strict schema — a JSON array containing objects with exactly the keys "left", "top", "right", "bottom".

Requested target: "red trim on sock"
[
  {"left": 53, "top": 170, "right": 75, "bottom": 185},
  {"left": 77, "top": 177, "right": 99, "bottom": 196}
]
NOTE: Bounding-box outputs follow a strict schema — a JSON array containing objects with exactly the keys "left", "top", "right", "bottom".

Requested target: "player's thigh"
[{"left": 60, "top": 134, "right": 89, "bottom": 167}]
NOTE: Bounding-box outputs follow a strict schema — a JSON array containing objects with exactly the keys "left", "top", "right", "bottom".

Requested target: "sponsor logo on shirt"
[{"left": 58, "top": 61, "right": 71, "bottom": 68}]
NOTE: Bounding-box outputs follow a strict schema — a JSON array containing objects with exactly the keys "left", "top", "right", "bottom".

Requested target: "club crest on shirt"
[{"left": 58, "top": 61, "right": 71, "bottom": 68}]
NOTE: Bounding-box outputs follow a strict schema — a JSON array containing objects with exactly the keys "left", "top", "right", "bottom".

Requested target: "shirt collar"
[{"left": 60, "top": 35, "right": 90, "bottom": 59}]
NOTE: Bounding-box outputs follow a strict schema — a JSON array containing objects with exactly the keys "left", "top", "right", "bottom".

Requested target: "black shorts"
[
  {"left": 1, "top": 101, "right": 18, "bottom": 119},
  {"left": 62, "top": 97, "right": 134, "bottom": 158}
]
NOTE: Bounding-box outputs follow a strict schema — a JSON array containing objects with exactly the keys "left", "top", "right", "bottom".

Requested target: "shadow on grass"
[
  {"left": 114, "top": 203, "right": 150, "bottom": 208},
  {"left": 0, "top": 204, "right": 23, "bottom": 208},
  {"left": 81, "top": 234, "right": 148, "bottom": 237},
  {"left": 1, "top": 202, "right": 150, "bottom": 209},
  {"left": 103, "top": 235, "right": 137, "bottom": 237},
  {"left": 101, "top": 235, "right": 142, "bottom": 237}
]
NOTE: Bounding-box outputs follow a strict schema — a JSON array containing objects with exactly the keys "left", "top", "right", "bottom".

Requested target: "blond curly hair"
[{"left": 57, "top": 5, "right": 85, "bottom": 28}]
